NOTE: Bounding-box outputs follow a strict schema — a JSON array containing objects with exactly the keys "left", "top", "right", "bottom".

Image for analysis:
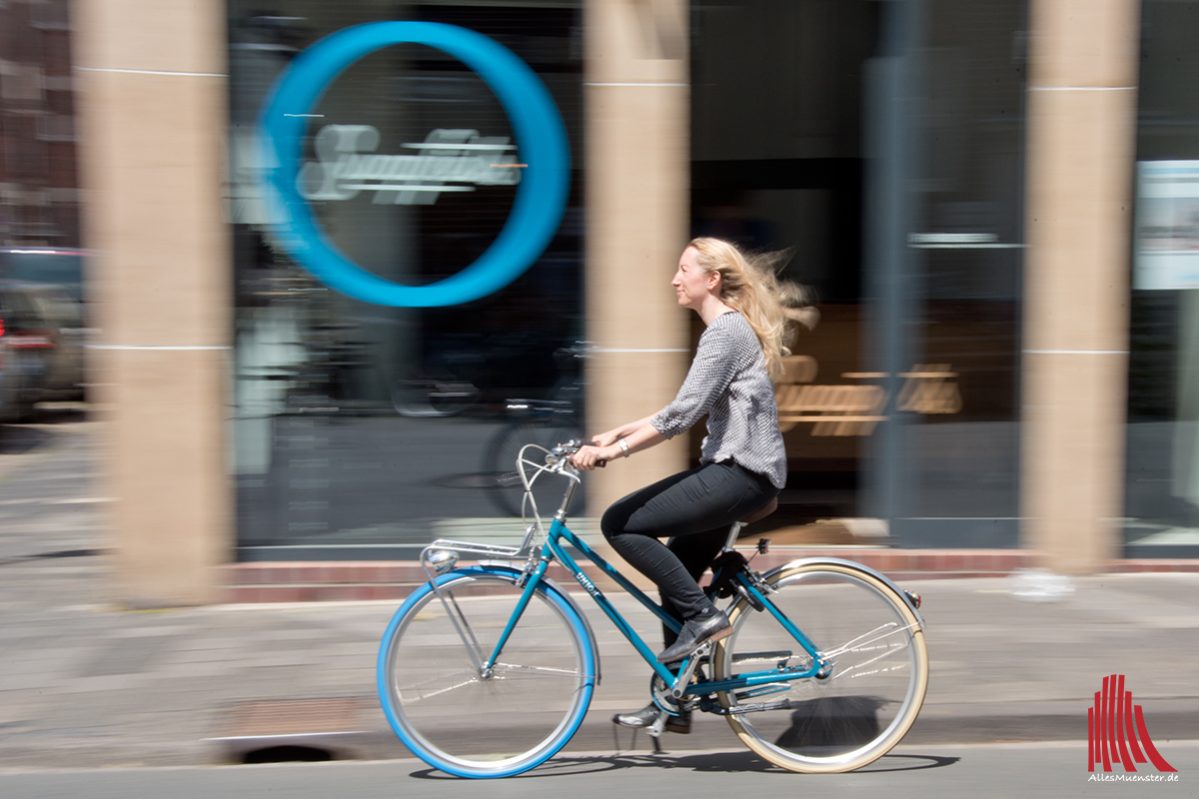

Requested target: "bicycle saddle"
[{"left": 739, "top": 496, "right": 778, "bottom": 526}]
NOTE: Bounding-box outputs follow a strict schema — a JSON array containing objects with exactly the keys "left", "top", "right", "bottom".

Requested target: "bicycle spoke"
[
  {"left": 822, "top": 621, "right": 920, "bottom": 659},
  {"left": 400, "top": 675, "right": 481, "bottom": 703},
  {"left": 827, "top": 642, "right": 911, "bottom": 682},
  {"left": 831, "top": 661, "right": 912, "bottom": 682},
  {"left": 493, "top": 662, "right": 581, "bottom": 677}
]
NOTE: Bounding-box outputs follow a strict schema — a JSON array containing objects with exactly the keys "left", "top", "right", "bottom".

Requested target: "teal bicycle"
[{"left": 377, "top": 441, "right": 928, "bottom": 778}]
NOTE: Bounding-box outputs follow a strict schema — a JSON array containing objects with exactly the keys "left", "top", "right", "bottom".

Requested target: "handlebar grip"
[{"left": 596, "top": 459, "right": 607, "bottom": 468}]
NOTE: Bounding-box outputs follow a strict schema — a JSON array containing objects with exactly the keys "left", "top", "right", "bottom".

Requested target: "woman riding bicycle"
[{"left": 570, "top": 236, "right": 800, "bottom": 734}]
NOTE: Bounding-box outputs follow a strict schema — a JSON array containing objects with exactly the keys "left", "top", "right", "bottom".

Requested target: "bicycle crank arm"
[{"left": 670, "top": 642, "right": 713, "bottom": 699}]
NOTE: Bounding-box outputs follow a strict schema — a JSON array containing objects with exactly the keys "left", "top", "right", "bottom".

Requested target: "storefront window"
[
  {"left": 228, "top": 1, "right": 584, "bottom": 558},
  {"left": 1125, "top": 0, "right": 1199, "bottom": 555},
  {"left": 882, "top": 0, "right": 1027, "bottom": 546},
  {"left": 691, "top": 0, "right": 1027, "bottom": 547}
]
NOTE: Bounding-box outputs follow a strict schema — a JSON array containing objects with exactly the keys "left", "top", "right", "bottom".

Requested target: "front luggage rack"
[
  {"left": 420, "top": 532, "right": 537, "bottom": 580},
  {"left": 418, "top": 442, "right": 580, "bottom": 583}
]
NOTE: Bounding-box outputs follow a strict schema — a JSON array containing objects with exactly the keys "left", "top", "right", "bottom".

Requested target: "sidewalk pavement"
[
  {"left": 3, "top": 552, "right": 1197, "bottom": 769},
  {"left": 2, "top": 416, "right": 1197, "bottom": 769}
]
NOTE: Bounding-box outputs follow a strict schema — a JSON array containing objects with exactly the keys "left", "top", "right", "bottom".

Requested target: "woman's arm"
[
  {"left": 572, "top": 317, "right": 750, "bottom": 470},
  {"left": 590, "top": 415, "right": 655, "bottom": 447},
  {"left": 571, "top": 421, "right": 665, "bottom": 470},
  {"left": 649, "top": 321, "right": 743, "bottom": 439}
]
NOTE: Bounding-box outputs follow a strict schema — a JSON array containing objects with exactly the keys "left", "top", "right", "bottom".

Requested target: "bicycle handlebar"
[{"left": 546, "top": 439, "right": 605, "bottom": 469}]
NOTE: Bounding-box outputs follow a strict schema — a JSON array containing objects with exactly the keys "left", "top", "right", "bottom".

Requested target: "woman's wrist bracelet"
[{"left": 617, "top": 439, "right": 631, "bottom": 458}]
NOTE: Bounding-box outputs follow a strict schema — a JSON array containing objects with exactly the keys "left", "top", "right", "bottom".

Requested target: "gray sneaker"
[{"left": 612, "top": 703, "right": 691, "bottom": 734}]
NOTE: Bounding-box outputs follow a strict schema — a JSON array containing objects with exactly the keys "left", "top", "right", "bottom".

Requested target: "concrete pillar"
[
  {"left": 584, "top": 0, "right": 691, "bottom": 515},
  {"left": 72, "top": 0, "right": 231, "bottom": 604},
  {"left": 1021, "top": 0, "right": 1141, "bottom": 573}
]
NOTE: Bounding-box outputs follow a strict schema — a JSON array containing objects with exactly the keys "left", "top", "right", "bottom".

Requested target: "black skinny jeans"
[{"left": 601, "top": 461, "right": 778, "bottom": 646}]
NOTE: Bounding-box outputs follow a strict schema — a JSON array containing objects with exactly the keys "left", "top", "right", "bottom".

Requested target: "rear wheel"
[{"left": 712, "top": 562, "right": 928, "bottom": 773}]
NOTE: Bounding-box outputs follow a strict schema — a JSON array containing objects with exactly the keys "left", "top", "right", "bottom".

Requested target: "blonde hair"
[{"left": 687, "top": 236, "right": 803, "bottom": 380}]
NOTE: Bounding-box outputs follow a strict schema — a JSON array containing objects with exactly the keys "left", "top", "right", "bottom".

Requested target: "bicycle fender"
[
  {"left": 433, "top": 564, "right": 602, "bottom": 686},
  {"left": 761, "top": 557, "right": 926, "bottom": 630}
]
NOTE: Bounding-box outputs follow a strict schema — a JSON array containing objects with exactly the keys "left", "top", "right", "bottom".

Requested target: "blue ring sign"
[{"left": 260, "top": 22, "right": 570, "bottom": 307}]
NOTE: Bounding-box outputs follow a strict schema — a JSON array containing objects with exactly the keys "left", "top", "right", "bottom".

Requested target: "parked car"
[
  {"left": 0, "top": 282, "right": 49, "bottom": 422},
  {"left": 0, "top": 280, "right": 84, "bottom": 421}
]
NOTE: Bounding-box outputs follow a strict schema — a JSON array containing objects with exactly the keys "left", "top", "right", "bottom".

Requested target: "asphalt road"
[{"left": 2, "top": 741, "right": 1194, "bottom": 799}]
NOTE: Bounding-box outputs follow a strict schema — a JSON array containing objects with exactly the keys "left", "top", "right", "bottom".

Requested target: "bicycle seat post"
[
  {"left": 722, "top": 497, "right": 779, "bottom": 552},
  {"left": 722, "top": 521, "right": 745, "bottom": 552}
]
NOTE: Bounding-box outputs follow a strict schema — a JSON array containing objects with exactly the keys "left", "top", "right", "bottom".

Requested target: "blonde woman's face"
[{"left": 672, "top": 247, "right": 718, "bottom": 310}]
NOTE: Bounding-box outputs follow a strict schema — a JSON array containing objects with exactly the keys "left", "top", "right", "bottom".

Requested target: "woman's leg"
[
  {"left": 660, "top": 529, "right": 727, "bottom": 647},
  {"left": 602, "top": 462, "right": 775, "bottom": 623},
  {"left": 608, "top": 463, "right": 776, "bottom": 730}
]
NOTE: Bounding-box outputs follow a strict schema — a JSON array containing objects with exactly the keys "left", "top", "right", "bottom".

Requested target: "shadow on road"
[
  {"left": 408, "top": 749, "right": 960, "bottom": 780},
  {"left": 852, "top": 753, "right": 962, "bottom": 773},
  {"left": 0, "top": 547, "right": 103, "bottom": 568}
]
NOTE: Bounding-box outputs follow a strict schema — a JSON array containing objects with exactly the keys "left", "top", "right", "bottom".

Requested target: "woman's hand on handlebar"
[{"left": 570, "top": 443, "right": 612, "bottom": 471}]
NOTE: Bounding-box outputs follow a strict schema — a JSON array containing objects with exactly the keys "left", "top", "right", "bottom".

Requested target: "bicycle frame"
[
  {"left": 422, "top": 443, "right": 832, "bottom": 709},
  {"left": 531, "top": 517, "right": 829, "bottom": 698}
]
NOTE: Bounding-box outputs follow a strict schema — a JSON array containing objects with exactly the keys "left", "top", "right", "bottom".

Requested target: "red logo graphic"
[{"left": 1088, "top": 674, "right": 1176, "bottom": 773}]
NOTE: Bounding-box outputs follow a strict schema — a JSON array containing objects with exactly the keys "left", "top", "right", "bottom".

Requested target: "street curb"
[
  {"left": 205, "top": 705, "right": 1199, "bottom": 766},
  {"left": 1, "top": 702, "right": 1192, "bottom": 770}
]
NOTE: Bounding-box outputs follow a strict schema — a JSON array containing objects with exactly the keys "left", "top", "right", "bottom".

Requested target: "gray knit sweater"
[{"left": 650, "top": 311, "right": 787, "bottom": 489}]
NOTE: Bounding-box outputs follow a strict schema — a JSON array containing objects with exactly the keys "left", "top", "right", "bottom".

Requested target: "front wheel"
[
  {"left": 377, "top": 567, "right": 596, "bottom": 778},
  {"left": 712, "top": 562, "right": 928, "bottom": 773}
]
